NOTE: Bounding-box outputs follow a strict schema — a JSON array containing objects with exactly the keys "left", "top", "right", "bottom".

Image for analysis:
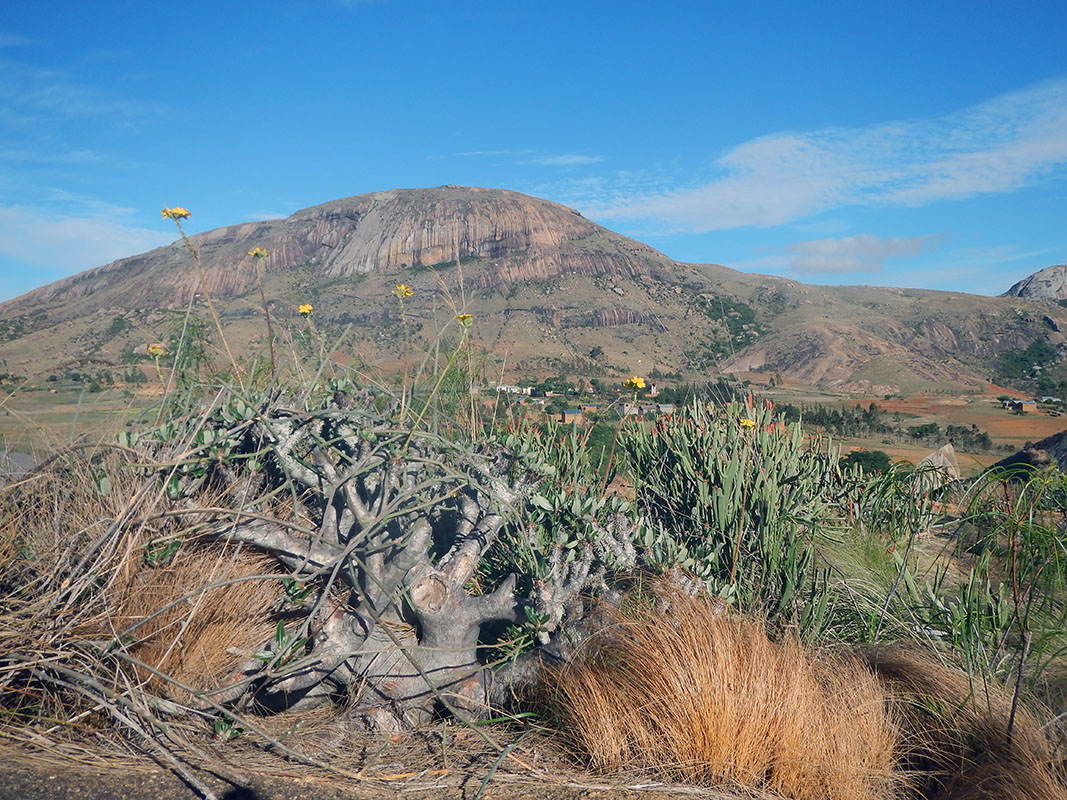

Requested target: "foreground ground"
[{"left": 0, "top": 737, "right": 745, "bottom": 800}]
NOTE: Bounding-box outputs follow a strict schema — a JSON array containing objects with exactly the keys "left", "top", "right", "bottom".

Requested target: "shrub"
[
  {"left": 621, "top": 398, "right": 855, "bottom": 637},
  {"left": 843, "top": 449, "right": 892, "bottom": 474}
]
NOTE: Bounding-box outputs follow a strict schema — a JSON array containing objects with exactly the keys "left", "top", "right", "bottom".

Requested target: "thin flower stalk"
[
  {"left": 248, "top": 247, "right": 276, "bottom": 378},
  {"left": 403, "top": 314, "right": 472, "bottom": 449},
  {"left": 392, "top": 285, "right": 414, "bottom": 418},
  {"left": 161, "top": 208, "right": 244, "bottom": 390}
]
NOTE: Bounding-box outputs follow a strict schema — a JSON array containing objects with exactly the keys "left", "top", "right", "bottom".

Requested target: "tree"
[{"left": 842, "top": 450, "right": 891, "bottom": 474}]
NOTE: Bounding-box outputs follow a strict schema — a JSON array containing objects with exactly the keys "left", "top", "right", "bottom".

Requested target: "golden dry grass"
[
  {"left": 866, "top": 648, "right": 1067, "bottom": 800},
  {"left": 106, "top": 543, "right": 281, "bottom": 700},
  {"left": 550, "top": 583, "right": 1067, "bottom": 800},
  {"left": 549, "top": 586, "right": 900, "bottom": 800},
  {"left": 0, "top": 446, "right": 283, "bottom": 704}
]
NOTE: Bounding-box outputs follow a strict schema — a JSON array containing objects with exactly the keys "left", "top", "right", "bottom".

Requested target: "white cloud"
[
  {"left": 0, "top": 57, "right": 165, "bottom": 127},
  {"left": 0, "top": 205, "right": 171, "bottom": 271},
  {"left": 589, "top": 79, "right": 1067, "bottom": 232},
  {"left": 454, "top": 149, "right": 537, "bottom": 157},
  {"left": 785, "top": 233, "right": 943, "bottom": 275}
]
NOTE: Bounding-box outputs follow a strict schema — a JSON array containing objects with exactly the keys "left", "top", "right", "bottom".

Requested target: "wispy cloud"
[
  {"left": 0, "top": 58, "right": 165, "bottom": 128},
  {"left": 0, "top": 33, "right": 34, "bottom": 47},
  {"left": 785, "top": 233, "right": 944, "bottom": 275},
  {"left": 588, "top": 79, "right": 1067, "bottom": 232},
  {"left": 453, "top": 149, "right": 605, "bottom": 166},
  {"left": 0, "top": 205, "right": 171, "bottom": 272},
  {"left": 0, "top": 146, "right": 108, "bottom": 166},
  {"left": 454, "top": 149, "right": 537, "bottom": 157},
  {"left": 733, "top": 237, "right": 1061, "bottom": 293},
  {"left": 517, "top": 153, "right": 605, "bottom": 166}
]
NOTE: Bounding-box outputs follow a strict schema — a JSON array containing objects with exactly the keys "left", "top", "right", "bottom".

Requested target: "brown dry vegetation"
[
  {"left": 867, "top": 649, "right": 1067, "bottom": 800},
  {"left": 107, "top": 545, "right": 280, "bottom": 701},
  {"left": 548, "top": 586, "right": 1067, "bottom": 800},
  {"left": 0, "top": 447, "right": 284, "bottom": 711},
  {"left": 549, "top": 587, "right": 900, "bottom": 800},
  {"left": 4, "top": 443, "right": 1067, "bottom": 799}
]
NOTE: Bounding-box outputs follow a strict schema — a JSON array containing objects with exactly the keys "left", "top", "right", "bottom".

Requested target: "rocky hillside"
[
  {"left": 1003, "top": 264, "right": 1067, "bottom": 302},
  {"left": 1, "top": 187, "right": 673, "bottom": 319},
  {"left": 0, "top": 186, "right": 1063, "bottom": 394}
]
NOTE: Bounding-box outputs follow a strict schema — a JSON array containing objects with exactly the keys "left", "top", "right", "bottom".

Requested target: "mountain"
[
  {"left": 1002, "top": 264, "right": 1067, "bottom": 302},
  {"left": 0, "top": 186, "right": 1063, "bottom": 394}
]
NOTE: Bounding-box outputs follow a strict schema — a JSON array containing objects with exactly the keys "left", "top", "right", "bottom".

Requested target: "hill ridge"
[{"left": 0, "top": 185, "right": 1062, "bottom": 394}]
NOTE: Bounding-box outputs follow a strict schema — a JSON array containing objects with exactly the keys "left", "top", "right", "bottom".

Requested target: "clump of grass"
[
  {"left": 107, "top": 542, "right": 281, "bottom": 702},
  {"left": 867, "top": 647, "right": 1067, "bottom": 800},
  {"left": 548, "top": 583, "right": 900, "bottom": 800},
  {"left": 0, "top": 445, "right": 285, "bottom": 722}
]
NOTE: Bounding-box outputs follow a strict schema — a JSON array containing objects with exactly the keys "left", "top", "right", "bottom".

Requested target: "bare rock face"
[
  {"left": 0, "top": 186, "right": 672, "bottom": 319},
  {"left": 1003, "top": 265, "right": 1067, "bottom": 301},
  {"left": 918, "top": 443, "right": 962, "bottom": 481}
]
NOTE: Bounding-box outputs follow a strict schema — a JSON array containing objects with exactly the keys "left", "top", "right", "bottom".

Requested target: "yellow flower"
[
  {"left": 456, "top": 313, "right": 473, "bottom": 326},
  {"left": 393, "top": 283, "right": 413, "bottom": 299},
  {"left": 248, "top": 247, "right": 270, "bottom": 259},
  {"left": 161, "top": 206, "right": 191, "bottom": 220},
  {"left": 147, "top": 343, "right": 165, "bottom": 358},
  {"left": 739, "top": 418, "right": 756, "bottom": 429},
  {"left": 298, "top": 304, "right": 313, "bottom": 316},
  {"left": 623, "top": 376, "right": 646, "bottom": 390}
]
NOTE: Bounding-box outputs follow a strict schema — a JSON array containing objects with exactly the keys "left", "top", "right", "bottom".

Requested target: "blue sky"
[{"left": 1, "top": 1, "right": 1065, "bottom": 301}]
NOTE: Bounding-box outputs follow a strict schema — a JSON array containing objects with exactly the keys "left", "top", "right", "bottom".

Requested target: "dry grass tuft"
[
  {"left": 549, "top": 585, "right": 900, "bottom": 800},
  {"left": 107, "top": 542, "right": 281, "bottom": 700},
  {"left": 866, "top": 648, "right": 1067, "bottom": 800},
  {"left": 0, "top": 445, "right": 284, "bottom": 709}
]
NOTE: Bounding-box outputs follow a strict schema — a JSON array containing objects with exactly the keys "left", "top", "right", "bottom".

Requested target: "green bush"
[
  {"left": 842, "top": 449, "right": 891, "bottom": 473},
  {"left": 621, "top": 399, "right": 856, "bottom": 638}
]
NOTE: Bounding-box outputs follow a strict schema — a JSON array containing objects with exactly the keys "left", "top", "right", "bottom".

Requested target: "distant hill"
[
  {"left": 992, "top": 427, "right": 1067, "bottom": 472},
  {"left": 1, "top": 186, "right": 1064, "bottom": 394},
  {"left": 1002, "top": 264, "right": 1067, "bottom": 302}
]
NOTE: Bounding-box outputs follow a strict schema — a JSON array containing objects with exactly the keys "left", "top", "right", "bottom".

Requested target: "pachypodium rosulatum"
[{"left": 161, "top": 390, "right": 637, "bottom": 731}]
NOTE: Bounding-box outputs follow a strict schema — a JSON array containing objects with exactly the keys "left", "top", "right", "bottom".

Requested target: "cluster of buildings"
[
  {"left": 1000, "top": 398, "right": 1044, "bottom": 413},
  {"left": 495, "top": 383, "right": 675, "bottom": 424}
]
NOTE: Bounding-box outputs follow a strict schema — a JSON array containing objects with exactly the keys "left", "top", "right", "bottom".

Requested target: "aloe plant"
[{"left": 621, "top": 399, "right": 850, "bottom": 638}]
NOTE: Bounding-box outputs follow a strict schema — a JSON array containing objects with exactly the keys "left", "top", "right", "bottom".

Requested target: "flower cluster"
[
  {"left": 739, "top": 418, "right": 756, "bottom": 429},
  {"left": 147, "top": 343, "right": 165, "bottom": 358},
  {"left": 393, "top": 283, "right": 413, "bottom": 299},
  {"left": 456, "top": 313, "right": 473, "bottom": 327},
  {"left": 247, "top": 247, "right": 270, "bottom": 259},
  {"left": 298, "top": 304, "right": 313, "bottom": 317},
  {"left": 160, "top": 207, "right": 191, "bottom": 221},
  {"left": 623, "top": 376, "right": 646, "bottom": 390}
]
